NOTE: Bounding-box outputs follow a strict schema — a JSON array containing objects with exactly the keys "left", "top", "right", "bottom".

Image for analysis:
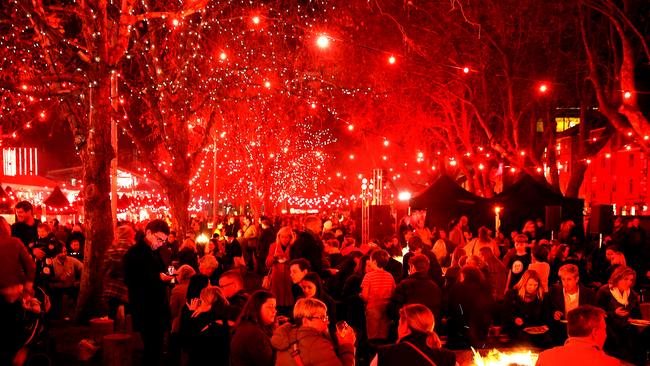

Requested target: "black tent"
[
  {"left": 491, "top": 174, "right": 584, "bottom": 235},
  {"left": 409, "top": 175, "right": 492, "bottom": 231}
]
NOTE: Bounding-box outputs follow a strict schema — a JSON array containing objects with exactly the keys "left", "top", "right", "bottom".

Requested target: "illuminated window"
[
  {"left": 555, "top": 117, "right": 580, "bottom": 132},
  {"left": 2, "top": 147, "right": 38, "bottom": 176}
]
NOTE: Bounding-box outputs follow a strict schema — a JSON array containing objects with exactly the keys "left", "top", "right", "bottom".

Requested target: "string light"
[
  {"left": 316, "top": 34, "right": 330, "bottom": 48},
  {"left": 4, "top": 0, "right": 647, "bottom": 213}
]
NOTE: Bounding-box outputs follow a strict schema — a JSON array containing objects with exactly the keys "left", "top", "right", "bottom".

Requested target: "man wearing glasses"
[
  {"left": 124, "top": 219, "right": 172, "bottom": 366},
  {"left": 218, "top": 269, "right": 249, "bottom": 321}
]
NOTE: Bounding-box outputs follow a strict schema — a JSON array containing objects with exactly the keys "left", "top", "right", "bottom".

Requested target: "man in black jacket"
[
  {"left": 124, "top": 219, "right": 172, "bottom": 366},
  {"left": 290, "top": 215, "right": 324, "bottom": 275},
  {"left": 11, "top": 201, "right": 40, "bottom": 249},
  {"left": 388, "top": 254, "right": 442, "bottom": 324},
  {"left": 402, "top": 236, "right": 443, "bottom": 288},
  {"left": 256, "top": 217, "right": 276, "bottom": 275},
  {"left": 547, "top": 263, "right": 596, "bottom": 345}
]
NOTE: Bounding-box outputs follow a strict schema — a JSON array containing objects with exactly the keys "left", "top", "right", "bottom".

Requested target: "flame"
[{"left": 472, "top": 348, "right": 538, "bottom": 366}]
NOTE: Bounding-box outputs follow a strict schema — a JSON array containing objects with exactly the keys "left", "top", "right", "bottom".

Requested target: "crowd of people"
[{"left": 1, "top": 200, "right": 650, "bottom": 365}]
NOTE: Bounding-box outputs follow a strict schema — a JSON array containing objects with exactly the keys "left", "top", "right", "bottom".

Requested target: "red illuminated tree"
[{"left": 119, "top": 3, "right": 342, "bottom": 219}]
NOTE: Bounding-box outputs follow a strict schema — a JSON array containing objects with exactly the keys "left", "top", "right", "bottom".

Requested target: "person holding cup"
[{"left": 271, "top": 298, "right": 356, "bottom": 366}]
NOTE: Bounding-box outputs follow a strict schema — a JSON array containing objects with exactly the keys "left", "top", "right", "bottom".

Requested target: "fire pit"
[{"left": 469, "top": 348, "right": 539, "bottom": 366}]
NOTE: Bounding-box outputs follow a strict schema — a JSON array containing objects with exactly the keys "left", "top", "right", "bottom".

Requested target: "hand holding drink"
[{"left": 336, "top": 321, "right": 355, "bottom": 344}]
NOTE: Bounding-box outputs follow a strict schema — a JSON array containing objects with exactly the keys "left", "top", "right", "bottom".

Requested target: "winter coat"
[
  {"left": 271, "top": 323, "right": 354, "bottom": 366},
  {"left": 387, "top": 271, "right": 442, "bottom": 322},
  {"left": 265, "top": 242, "right": 294, "bottom": 307},
  {"left": 536, "top": 338, "right": 620, "bottom": 366},
  {"left": 123, "top": 239, "right": 170, "bottom": 333},
  {"left": 230, "top": 321, "right": 275, "bottom": 366},
  {"left": 290, "top": 231, "right": 324, "bottom": 275},
  {"left": 376, "top": 332, "right": 456, "bottom": 366}
]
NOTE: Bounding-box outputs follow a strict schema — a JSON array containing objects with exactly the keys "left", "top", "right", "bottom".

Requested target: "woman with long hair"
[
  {"left": 465, "top": 226, "right": 500, "bottom": 258},
  {"left": 264, "top": 226, "right": 295, "bottom": 312},
  {"left": 178, "top": 238, "right": 199, "bottom": 271},
  {"left": 181, "top": 286, "right": 230, "bottom": 366},
  {"left": 443, "top": 247, "right": 466, "bottom": 290},
  {"left": 446, "top": 266, "right": 493, "bottom": 348},
  {"left": 230, "top": 290, "right": 277, "bottom": 366},
  {"left": 372, "top": 304, "right": 455, "bottom": 366},
  {"left": 557, "top": 219, "right": 577, "bottom": 246},
  {"left": 503, "top": 269, "right": 550, "bottom": 346},
  {"left": 299, "top": 272, "right": 337, "bottom": 332},
  {"left": 596, "top": 266, "right": 648, "bottom": 364}
]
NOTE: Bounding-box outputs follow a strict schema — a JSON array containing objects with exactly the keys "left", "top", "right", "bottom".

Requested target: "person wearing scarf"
[{"left": 596, "top": 266, "right": 648, "bottom": 364}]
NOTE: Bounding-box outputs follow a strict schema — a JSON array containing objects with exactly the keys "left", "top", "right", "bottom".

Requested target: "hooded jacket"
[{"left": 271, "top": 323, "right": 354, "bottom": 366}]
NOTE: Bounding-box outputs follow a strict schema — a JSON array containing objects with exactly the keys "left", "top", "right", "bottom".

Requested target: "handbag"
[{"left": 262, "top": 242, "right": 279, "bottom": 289}]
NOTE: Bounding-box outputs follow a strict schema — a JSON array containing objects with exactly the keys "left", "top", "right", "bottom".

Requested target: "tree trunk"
[
  {"left": 76, "top": 72, "right": 115, "bottom": 322},
  {"left": 565, "top": 162, "right": 588, "bottom": 198},
  {"left": 167, "top": 181, "right": 190, "bottom": 236}
]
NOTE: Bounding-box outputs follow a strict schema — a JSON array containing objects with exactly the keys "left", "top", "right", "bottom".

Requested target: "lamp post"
[{"left": 361, "top": 178, "right": 369, "bottom": 245}]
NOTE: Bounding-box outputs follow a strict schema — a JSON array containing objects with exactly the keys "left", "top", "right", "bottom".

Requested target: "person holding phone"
[{"left": 124, "top": 219, "right": 173, "bottom": 366}]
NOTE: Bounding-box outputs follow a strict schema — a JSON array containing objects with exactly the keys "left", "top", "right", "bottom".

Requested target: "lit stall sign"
[{"left": 2, "top": 147, "right": 38, "bottom": 176}]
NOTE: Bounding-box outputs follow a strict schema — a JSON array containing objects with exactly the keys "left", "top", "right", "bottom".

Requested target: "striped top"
[{"left": 362, "top": 269, "right": 396, "bottom": 308}]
